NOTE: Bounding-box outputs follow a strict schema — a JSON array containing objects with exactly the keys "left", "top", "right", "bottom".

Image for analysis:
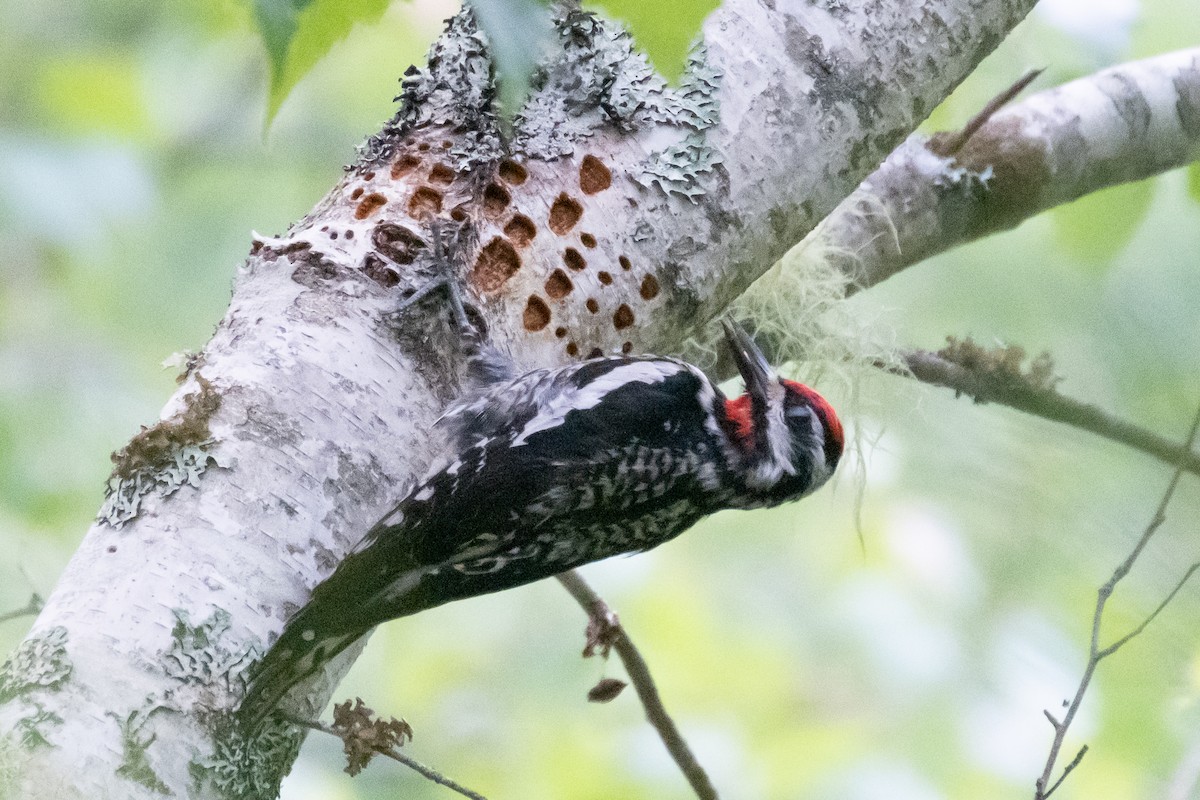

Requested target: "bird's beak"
[{"left": 721, "top": 317, "right": 776, "bottom": 401}]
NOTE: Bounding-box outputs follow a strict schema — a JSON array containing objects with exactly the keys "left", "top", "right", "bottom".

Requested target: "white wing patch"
[{"left": 511, "top": 361, "right": 688, "bottom": 447}]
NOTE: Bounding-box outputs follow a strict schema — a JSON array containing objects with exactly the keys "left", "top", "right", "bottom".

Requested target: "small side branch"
[
  {"left": 927, "top": 67, "right": 1043, "bottom": 156},
  {"left": 286, "top": 701, "right": 487, "bottom": 800},
  {"left": 557, "top": 570, "right": 720, "bottom": 800},
  {"left": 0, "top": 594, "right": 43, "bottom": 625},
  {"left": 1033, "top": 403, "right": 1200, "bottom": 799},
  {"left": 890, "top": 343, "right": 1200, "bottom": 478}
]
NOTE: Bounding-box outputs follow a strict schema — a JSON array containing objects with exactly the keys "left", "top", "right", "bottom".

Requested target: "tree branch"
[
  {"left": 557, "top": 570, "right": 719, "bottom": 800},
  {"left": 1033, "top": 402, "right": 1200, "bottom": 799},
  {"left": 812, "top": 47, "right": 1200, "bottom": 293},
  {"left": 286, "top": 705, "right": 487, "bottom": 800},
  {"left": 927, "top": 67, "right": 1044, "bottom": 157},
  {"left": 0, "top": 594, "right": 43, "bottom": 625},
  {"left": 890, "top": 343, "right": 1200, "bottom": 477}
]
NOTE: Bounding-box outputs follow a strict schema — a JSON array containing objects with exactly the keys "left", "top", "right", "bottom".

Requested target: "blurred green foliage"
[
  {"left": 1050, "top": 179, "right": 1157, "bottom": 268},
  {"left": 249, "top": 0, "right": 713, "bottom": 126},
  {"left": 254, "top": 0, "right": 394, "bottom": 124},
  {"left": 587, "top": 0, "right": 719, "bottom": 81},
  {"left": 1, "top": 1, "right": 1199, "bottom": 799}
]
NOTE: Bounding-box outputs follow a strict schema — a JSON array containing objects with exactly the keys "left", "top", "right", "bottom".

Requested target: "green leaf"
[
  {"left": 587, "top": 0, "right": 719, "bottom": 82},
  {"left": 251, "top": 0, "right": 392, "bottom": 125},
  {"left": 252, "top": 0, "right": 314, "bottom": 83},
  {"left": 1188, "top": 160, "right": 1200, "bottom": 204},
  {"left": 1051, "top": 178, "right": 1156, "bottom": 267}
]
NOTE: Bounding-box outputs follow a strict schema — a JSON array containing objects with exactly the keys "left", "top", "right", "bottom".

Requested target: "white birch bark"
[
  {"left": 816, "top": 47, "right": 1200, "bottom": 292},
  {"left": 0, "top": 1, "right": 1038, "bottom": 797}
]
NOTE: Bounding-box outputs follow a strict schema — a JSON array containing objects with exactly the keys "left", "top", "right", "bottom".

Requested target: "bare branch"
[
  {"left": 0, "top": 594, "right": 43, "bottom": 625},
  {"left": 1099, "top": 562, "right": 1200, "bottom": 659},
  {"left": 892, "top": 345, "right": 1200, "bottom": 478},
  {"left": 1042, "top": 745, "right": 1088, "bottom": 799},
  {"left": 557, "top": 570, "right": 719, "bottom": 800},
  {"left": 927, "top": 67, "right": 1043, "bottom": 157},
  {"left": 286, "top": 708, "right": 487, "bottom": 800},
  {"left": 1033, "top": 402, "right": 1200, "bottom": 799}
]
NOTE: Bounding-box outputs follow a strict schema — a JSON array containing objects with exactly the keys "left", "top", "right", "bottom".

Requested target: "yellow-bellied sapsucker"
[{"left": 240, "top": 319, "right": 843, "bottom": 727}]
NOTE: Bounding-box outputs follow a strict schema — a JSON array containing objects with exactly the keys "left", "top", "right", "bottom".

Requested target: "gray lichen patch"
[
  {"left": 164, "top": 609, "right": 258, "bottom": 698},
  {"left": 515, "top": 10, "right": 669, "bottom": 158},
  {"left": 113, "top": 708, "right": 170, "bottom": 794},
  {"left": 357, "top": 7, "right": 502, "bottom": 173},
  {"left": 513, "top": 11, "right": 723, "bottom": 200},
  {"left": 100, "top": 445, "right": 220, "bottom": 528},
  {"left": 13, "top": 706, "right": 63, "bottom": 750},
  {"left": 639, "top": 131, "right": 720, "bottom": 201},
  {"left": 100, "top": 376, "right": 225, "bottom": 529},
  {"left": 635, "top": 46, "right": 724, "bottom": 200},
  {"left": 192, "top": 717, "right": 302, "bottom": 800},
  {"left": 0, "top": 626, "right": 71, "bottom": 703}
]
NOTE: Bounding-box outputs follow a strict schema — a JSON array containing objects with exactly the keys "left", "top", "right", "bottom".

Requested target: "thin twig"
[
  {"left": 928, "top": 67, "right": 1044, "bottom": 156},
  {"left": 288, "top": 715, "right": 488, "bottom": 800},
  {"left": 1043, "top": 745, "right": 1088, "bottom": 798},
  {"left": 894, "top": 349, "right": 1200, "bottom": 478},
  {"left": 1033, "top": 402, "right": 1200, "bottom": 799},
  {"left": 0, "top": 593, "right": 43, "bottom": 624},
  {"left": 557, "top": 570, "right": 720, "bottom": 800},
  {"left": 1100, "top": 563, "right": 1200, "bottom": 658}
]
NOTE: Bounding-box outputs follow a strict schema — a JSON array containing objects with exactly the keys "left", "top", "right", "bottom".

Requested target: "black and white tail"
[{"left": 239, "top": 601, "right": 368, "bottom": 730}]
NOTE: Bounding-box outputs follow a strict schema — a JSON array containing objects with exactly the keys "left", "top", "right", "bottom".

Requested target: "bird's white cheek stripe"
[
  {"left": 741, "top": 385, "right": 798, "bottom": 491},
  {"left": 764, "top": 384, "right": 794, "bottom": 473}
]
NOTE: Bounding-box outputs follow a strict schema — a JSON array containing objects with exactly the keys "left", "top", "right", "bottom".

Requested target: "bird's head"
[{"left": 720, "top": 318, "right": 844, "bottom": 504}]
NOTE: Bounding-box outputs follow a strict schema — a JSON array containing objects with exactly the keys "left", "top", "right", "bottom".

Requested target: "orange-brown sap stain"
[
  {"left": 548, "top": 194, "right": 583, "bottom": 234},
  {"left": 563, "top": 248, "right": 586, "bottom": 271},
  {"left": 407, "top": 187, "right": 443, "bottom": 218},
  {"left": 354, "top": 192, "right": 388, "bottom": 219},
  {"left": 391, "top": 154, "right": 421, "bottom": 179},
  {"left": 498, "top": 159, "right": 528, "bottom": 185},
  {"left": 372, "top": 223, "right": 425, "bottom": 265},
  {"left": 471, "top": 237, "right": 521, "bottom": 292},
  {"left": 579, "top": 155, "right": 612, "bottom": 195},
  {"left": 482, "top": 184, "right": 511, "bottom": 217},
  {"left": 523, "top": 296, "right": 551, "bottom": 331},
  {"left": 544, "top": 269, "right": 573, "bottom": 299},
  {"left": 504, "top": 215, "right": 536, "bottom": 248},
  {"left": 428, "top": 164, "right": 456, "bottom": 186}
]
